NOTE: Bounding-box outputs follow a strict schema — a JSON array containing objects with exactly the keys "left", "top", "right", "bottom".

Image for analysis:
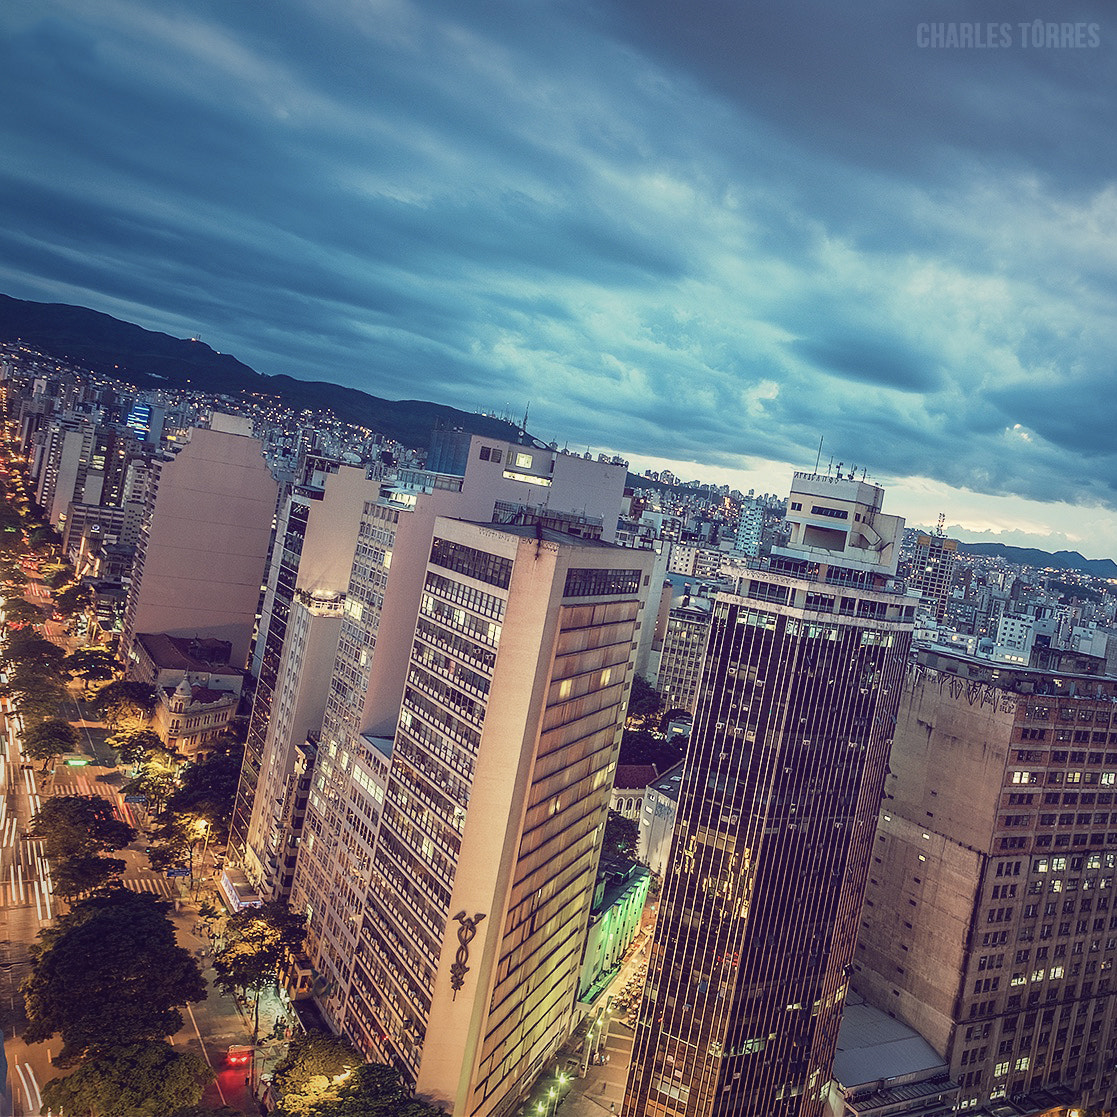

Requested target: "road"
[{"left": 0, "top": 711, "right": 59, "bottom": 1117}]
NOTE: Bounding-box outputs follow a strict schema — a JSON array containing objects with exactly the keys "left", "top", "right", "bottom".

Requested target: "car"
[{"left": 226, "top": 1044, "right": 254, "bottom": 1066}]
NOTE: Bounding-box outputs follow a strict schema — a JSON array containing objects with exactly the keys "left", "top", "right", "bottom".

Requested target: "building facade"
[
  {"left": 853, "top": 646, "right": 1117, "bottom": 1114},
  {"left": 624, "top": 472, "right": 915, "bottom": 1117},
  {"left": 292, "top": 518, "right": 655, "bottom": 1117},
  {"left": 121, "top": 420, "right": 278, "bottom": 670}
]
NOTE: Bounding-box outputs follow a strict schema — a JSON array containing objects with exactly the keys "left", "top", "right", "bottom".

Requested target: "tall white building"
[{"left": 274, "top": 435, "right": 651, "bottom": 1116}]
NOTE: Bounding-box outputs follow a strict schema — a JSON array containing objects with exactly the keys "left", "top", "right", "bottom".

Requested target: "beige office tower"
[
  {"left": 121, "top": 416, "right": 277, "bottom": 669},
  {"left": 854, "top": 645, "right": 1117, "bottom": 1114},
  {"left": 292, "top": 517, "right": 655, "bottom": 1116}
]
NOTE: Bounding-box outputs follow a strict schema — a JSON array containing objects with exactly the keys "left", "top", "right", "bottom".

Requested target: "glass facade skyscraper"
[{"left": 624, "top": 472, "right": 915, "bottom": 1117}]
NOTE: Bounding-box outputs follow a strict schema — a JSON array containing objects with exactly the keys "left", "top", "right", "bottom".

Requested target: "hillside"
[
  {"left": 0, "top": 293, "right": 520, "bottom": 449},
  {"left": 957, "top": 542, "right": 1117, "bottom": 579}
]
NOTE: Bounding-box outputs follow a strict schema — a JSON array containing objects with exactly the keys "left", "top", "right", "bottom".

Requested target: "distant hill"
[
  {"left": 957, "top": 542, "right": 1117, "bottom": 579},
  {"left": 0, "top": 293, "right": 521, "bottom": 449}
]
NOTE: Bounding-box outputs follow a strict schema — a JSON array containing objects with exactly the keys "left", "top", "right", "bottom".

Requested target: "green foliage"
[
  {"left": 166, "top": 741, "right": 244, "bottom": 832},
  {"left": 602, "top": 809, "right": 639, "bottom": 860},
  {"left": 2, "top": 595, "right": 45, "bottom": 627},
  {"left": 3, "top": 629, "right": 68, "bottom": 675},
  {"left": 31, "top": 794, "right": 136, "bottom": 861},
  {"left": 94, "top": 678, "right": 157, "bottom": 727},
  {"left": 21, "top": 717, "right": 79, "bottom": 768},
  {"left": 146, "top": 813, "right": 197, "bottom": 873},
  {"left": 28, "top": 524, "right": 62, "bottom": 553},
  {"left": 214, "top": 901, "right": 306, "bottom": 1040},
  {"left": 53, "top": 853, "right": 126, "bottom": 901},
  {"left": 41, "top": 560, "right": 74, "bottom": 588},
  {"left": 618, "top": 728, "right": 683, "bottom": 771},
  {"left": 272, "top": 1030, "right": 363, "bottom": 1115},
  {"left": 40, "top": 1041, "right": 212, "bottom": 1117},
  {"left": 23, "top": 889, "right": 206, "bottom": 1058},
  {"left": 7, "top": 670, "right": 66, "bottom": 726},
  {"left": 626, "top": 676, "right": 662, "bottom": 725},
  {"left": 109, "top": 725, "right": 166, "bottom": 766},
  {"left": 294, "top": 1062, "right": 444, "bottom": 1117},
  {"left": 54, "top": 579, "right": 93, "bottom": 617},
  {"left": 66, "top": 645, "right": 118, "bottom": 689}
]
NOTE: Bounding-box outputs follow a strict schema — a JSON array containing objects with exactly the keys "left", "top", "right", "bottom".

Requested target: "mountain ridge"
[
  {"left": 0, "top": 292, "right": 521, "bottom": 449},
  {"left": 956, "top": 541, "right": 1117, "bottom": 579}
]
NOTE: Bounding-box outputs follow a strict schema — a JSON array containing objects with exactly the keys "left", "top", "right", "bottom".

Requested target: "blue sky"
[{"left": 1, "top": 0, "right": 1115, "bottom": 553}]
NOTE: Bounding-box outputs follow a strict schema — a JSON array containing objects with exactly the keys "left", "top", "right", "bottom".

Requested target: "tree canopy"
[
  {"left": 272, "top": 1031, "right": 363, "bottom": 1115},
  {"left": 602, "top": 810, "right": 640, "bottom": 860},
  {"left": 23, "top": 889, "right": 206, "bottom": 1058},
  {"left": 66, "top": 645, "right": 119, "bottom": 690},
  {"left": 31, "top": 794, "right": 135, "bottom": 862},
  {"left": 166, "top": 741, "right": 244, "bottom": 831},
  {"left": 40, "top": 1040, "right": 212, "bottom": 1117},
  {"left": 94, "top": 678, "right": 157, "bottom": 728},
  {"left": 289, "top": 1062, "right": 445, "bottom": 1117},
  {"left": 109, "top": 725, "right": 167, "bottom": 767},
  {"left": 22, "top": 717, "right": 79, "bottom": 769},
  {"left": 625, "top": 676, "right": 662, "bottom": 726},
  {"left": 214, "top": 901, "right": 306, "bottom": 1040}
]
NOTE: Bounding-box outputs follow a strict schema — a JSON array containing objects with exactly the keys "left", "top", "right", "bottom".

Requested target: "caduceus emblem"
[{"left": 449, "top": 911, "right": 486, "bottom": 999}]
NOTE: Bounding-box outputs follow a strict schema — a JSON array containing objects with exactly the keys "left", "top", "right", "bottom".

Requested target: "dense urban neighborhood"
[{"left": 2, "top": 338, "right": 1116, "bottom": 1117}]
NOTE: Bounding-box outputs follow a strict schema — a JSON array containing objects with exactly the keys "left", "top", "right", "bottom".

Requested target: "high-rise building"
[
  {"left": 121, "top": 418, "right": 277, "bottom": 670},
  {"left": 292, "top": 518, "right": 654, "bottom": 1116},
  {"left": 624, "top": 472, "right": 915, "bottom": 1117},
  {"left": 909, "top": 532, "right": 958, "bottom": 623},
  {"left": 231, "top": 462, "right": 377, "bottom": 900},
  {"left": 853, "top": 644, "right": 1117, "bottom": 1114}
]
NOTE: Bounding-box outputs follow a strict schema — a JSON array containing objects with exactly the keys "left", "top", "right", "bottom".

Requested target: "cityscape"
[
  {"left": 0, "top": 338, "right": 1115, "bottom": 1117},
  {"left": 1, "top": 2, "right": 1114, "bottom": 1116}
]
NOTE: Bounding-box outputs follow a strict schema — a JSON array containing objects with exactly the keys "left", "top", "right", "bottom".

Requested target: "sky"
[{"left": 1, "top": 0, "right": 1115, "bottom": 554}]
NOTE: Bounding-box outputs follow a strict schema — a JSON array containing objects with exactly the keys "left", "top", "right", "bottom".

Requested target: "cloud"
[{"left": 1, "top": 0, "right": 1115, "bottom": 551}]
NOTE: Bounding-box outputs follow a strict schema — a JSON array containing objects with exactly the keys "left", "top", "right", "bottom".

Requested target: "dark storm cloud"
[{"left": 1, "top": 0, "right": 1115, "bottom": 529}]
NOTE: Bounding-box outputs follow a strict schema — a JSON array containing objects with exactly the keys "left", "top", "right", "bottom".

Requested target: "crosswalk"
[{"left": 121, "top": 874, "right": 180, "bottom": 897}]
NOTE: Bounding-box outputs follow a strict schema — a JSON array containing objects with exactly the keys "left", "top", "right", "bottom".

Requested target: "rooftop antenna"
[
  {"left": 936, "top": 511, "right": 946, "bottom": 537},
  {"left": 813, "top": 435, "right": 824, "bottom": 474}
]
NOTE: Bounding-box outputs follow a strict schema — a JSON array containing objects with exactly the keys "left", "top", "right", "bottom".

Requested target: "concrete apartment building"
[
  {"left": 291, "top": 518, "right": 655, "bottom": 1117},
  {"left": 231, "top": 462, "right": 376, "bottom": 901},
  {"left": 908, "top": 533, "right": 959, "bottom": 624},
  {"left": 624, "top": 471, "right": 916, "bottom": 1117},
  {"left": 854, "top": 645, "right": 1117, "bottom": 1115},
  {"left": 121, "top": 417, "right": 277, "bottom": 670}
]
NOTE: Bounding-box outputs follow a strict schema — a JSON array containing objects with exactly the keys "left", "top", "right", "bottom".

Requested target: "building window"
[
  {"left": 429, "top": 538, "right": 513, "bottom": 589},
  {"left": 563, "top": 568, "right": 642, "bottom": 598}
]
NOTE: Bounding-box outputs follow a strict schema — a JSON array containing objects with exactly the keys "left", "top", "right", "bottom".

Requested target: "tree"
[
  {"left": 22, "top": 717, "right": 78, "bottom": 770},
  {"left": 109, "top": 726, "right": 166, "bottom": 767},
  {"left": 40, "top": 1040, "right": 212, "bottom": 1117},
  {"left": 166, "top": 742, "right": 244, "bottom": 832},
  {"left": 53, "top": 853, "right": 126, "bottom": 901},
  {"left": 626, "top": 676, "right": 662, "bottom": 726},
  {"left": 94, "top": 678, "right": 157, "bottom": 728},
  {"left": 8, "top": 671, "right": 67, "bottom": 726},
  {"left": 3, "top": 629, "right": 68, "bottom": 676},
  {"left": 41, "top": 560, "right": 75, "bottom": 588},
  {"left": 214, "top": 902, "right": 306, "bottom": 1042},
  {"left": 23, "top": 889, "right": 206, "bottom": 1059},
  {"left": 2, "top": 595, "right": 45, "bottom": 627},
  {"left": 618, "top": 728, "right": 683, "bottom": 771},
  {"left": 66, "top": 645, "right": 118, "bottom": 692},
  {"left": 295, "top": 1063, "right": 444, "bottom": 1117},
  {"left": 54, "top": 579, "right": 93, "bottom": 619},
  {"left": 31, "top": 795, "right": 136, "bottom": 862},
  {"left": 602, "top": 810, "right": 639, "bottom": 860},
  {"left": 272, "top": 1031, "right": 363, "bottom": 1115}
]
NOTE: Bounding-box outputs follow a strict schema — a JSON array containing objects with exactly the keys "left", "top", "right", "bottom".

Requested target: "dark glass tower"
[{"left": 624, "top": 472, "right": 914, "bottom": 1117}]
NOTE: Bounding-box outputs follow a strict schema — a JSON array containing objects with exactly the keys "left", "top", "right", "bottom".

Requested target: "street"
[{"left": 0, "top": 711, "right": 58, "bottom": 1117}]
